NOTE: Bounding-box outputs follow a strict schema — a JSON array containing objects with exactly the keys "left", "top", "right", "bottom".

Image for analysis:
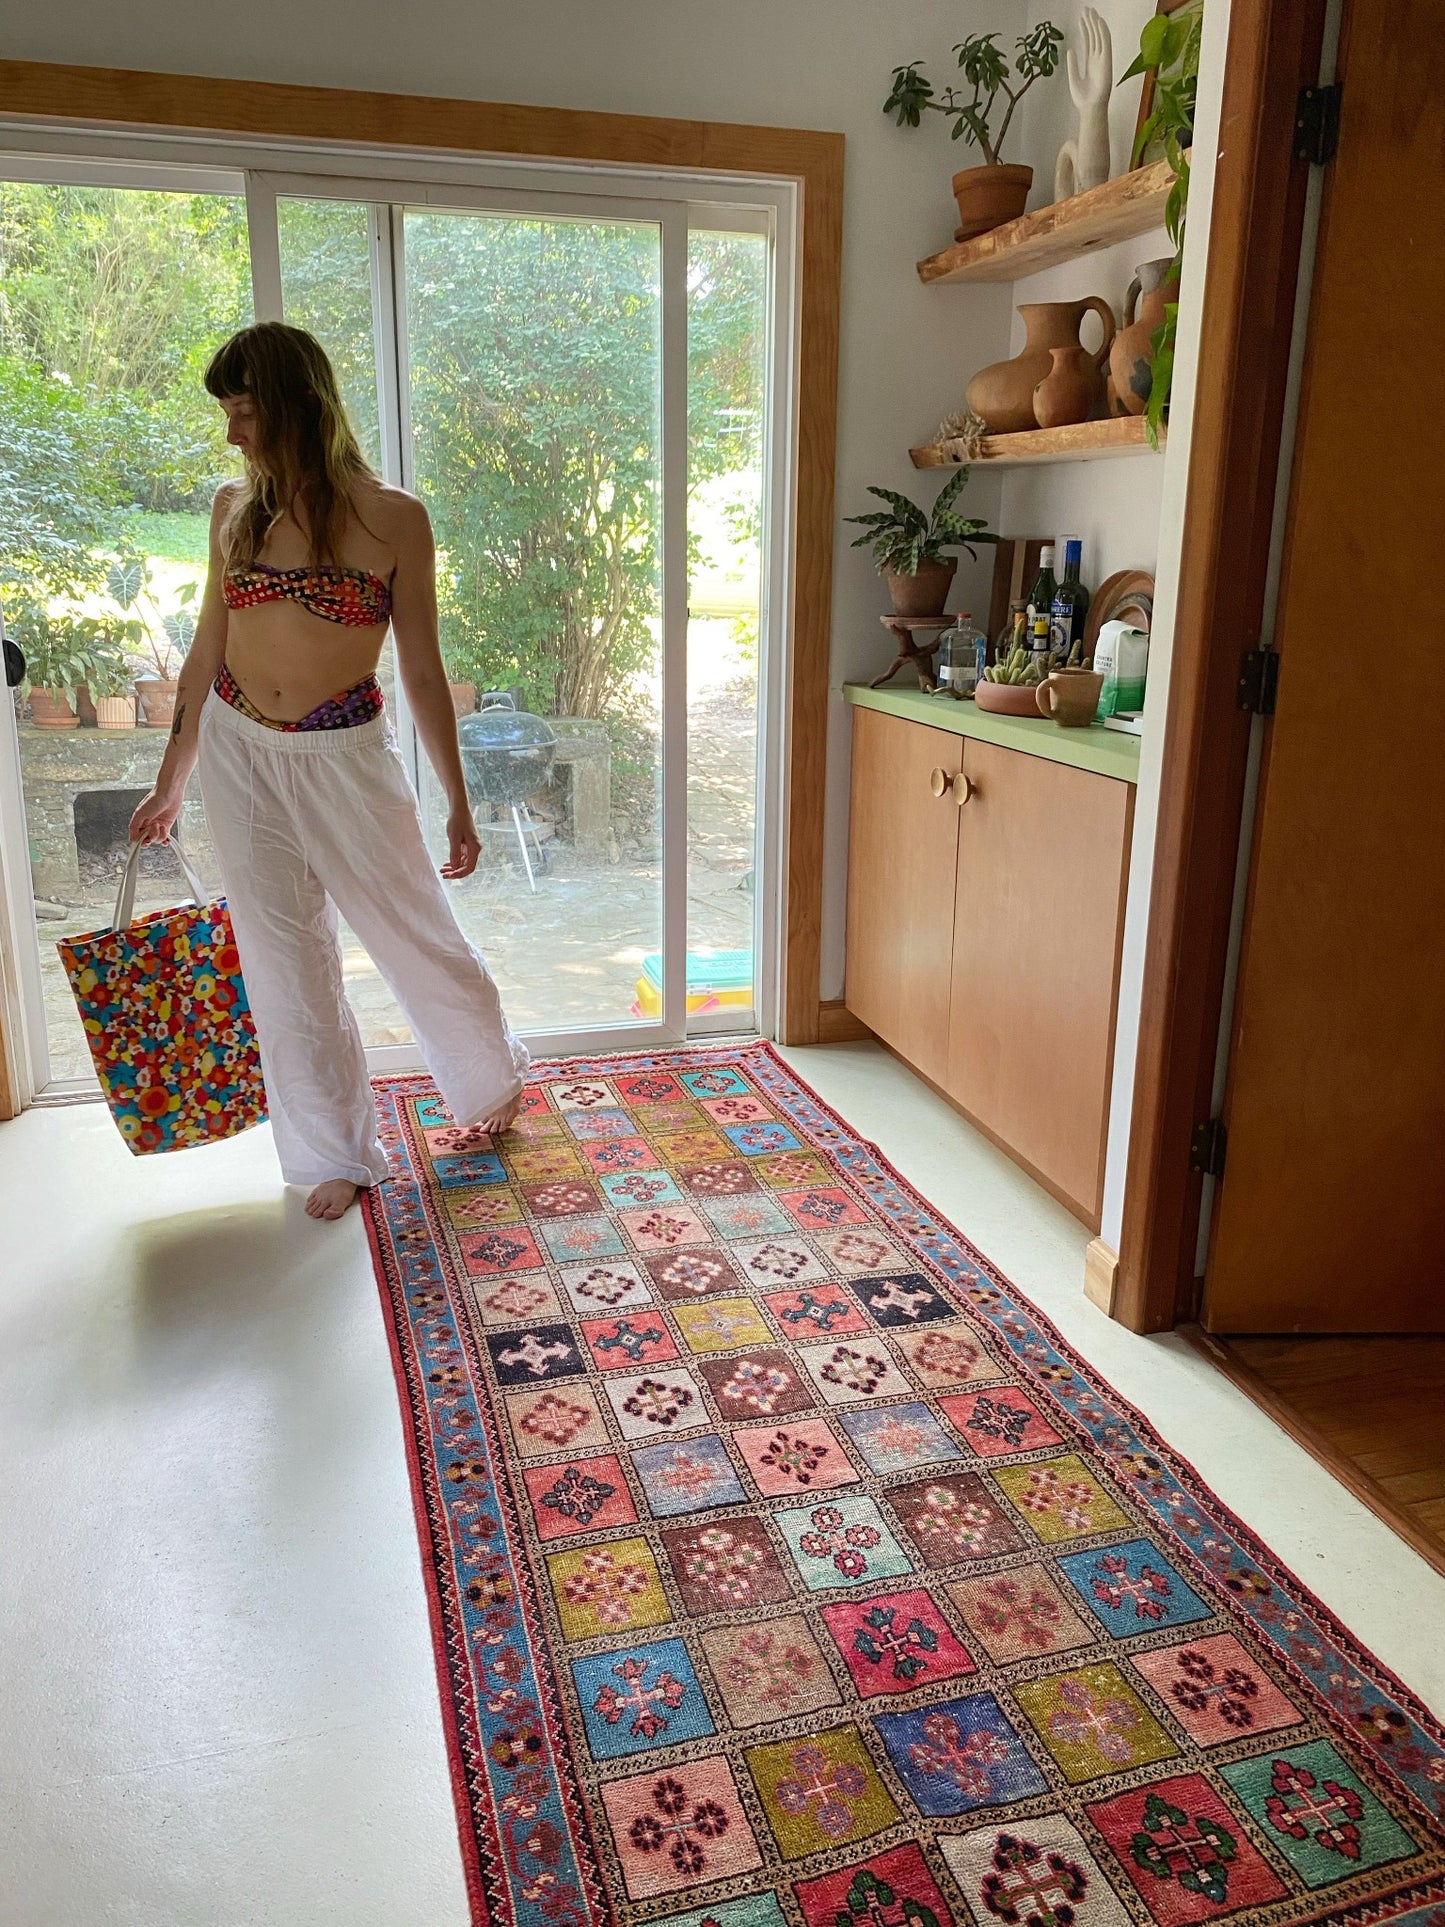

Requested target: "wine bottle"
[
  {"left": 1032, "top": 547, "right": 1063, "bottom": 674},
  {"left": 1049, "top": 537, "right": 1091, "bottom": 664}
]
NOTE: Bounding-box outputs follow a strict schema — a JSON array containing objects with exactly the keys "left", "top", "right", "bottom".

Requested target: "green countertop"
[{"left": 843, "top": 681, "right": 1140, "bottom": 784}]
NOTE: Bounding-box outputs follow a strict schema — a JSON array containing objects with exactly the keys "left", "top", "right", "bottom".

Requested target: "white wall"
[{"left": 1, "top": 0, "right": 1023, "bottom": 1007}]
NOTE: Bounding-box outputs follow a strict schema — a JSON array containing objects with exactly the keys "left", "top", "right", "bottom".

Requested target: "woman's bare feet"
[
  {"left": 306, "top": 1178, "right": 361, "bottom": 1220},
  {"left": 478, "top": 1093, "right": 523, "bottom": 1136}
]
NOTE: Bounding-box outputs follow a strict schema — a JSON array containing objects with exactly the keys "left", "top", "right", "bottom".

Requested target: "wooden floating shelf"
[
  {"left": 917, "top": 161, "right": 1174, "bottom": 286},
  {"left": 911, "top": 417, "right": 1163, "bottom": 468}
]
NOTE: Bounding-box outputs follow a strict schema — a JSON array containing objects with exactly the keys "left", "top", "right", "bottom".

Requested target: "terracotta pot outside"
[
  {"left": 448, "top": 680, "right": 478, "bottom": 719},
  {"left": 1033, "top": 345, "right": 1105, "bottom": 429},
  {"left": 951, "top": 162, "right": 1033, "bottom": 243},
  {"left": 884, "top": 558, "right": 956, "bottom": 618},
  {"left": 96, "top": 695, "right": 138, "bottom": 730},
  {"left": 75, "top": 684, "right": 99, "bottom": 728},
  {"left": 136, "top": 678, "right": 180, "bottom": 729},
  {"left": 967, "top": 296, "right": 1117, "bottom": 434},
  {"left": 28, "top": 688, "right": 80, "bottom": 730},
  {"left": 974, "top": 678, "right": 1045, "bottom": 717}
]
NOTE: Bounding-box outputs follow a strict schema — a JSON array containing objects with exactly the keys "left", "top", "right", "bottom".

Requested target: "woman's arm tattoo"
[{"left": 171, "top": 700, "right": 187, "bottom": 741}]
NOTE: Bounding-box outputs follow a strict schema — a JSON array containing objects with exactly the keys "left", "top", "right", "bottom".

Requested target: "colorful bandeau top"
[{"left": 223, "top": 561, "right": 393, "bottom": 627}]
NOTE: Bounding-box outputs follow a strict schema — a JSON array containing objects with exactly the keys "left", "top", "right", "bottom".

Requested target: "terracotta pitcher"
[
  {"left": 966, "top": 297, "right": 1116, "bottom": 435},
  {"left": 1109, "top": 256, "right": 1181, "bottom": 417},
  {"left": 1033, "top": 346, "right": 1104, "bottom": 428}
]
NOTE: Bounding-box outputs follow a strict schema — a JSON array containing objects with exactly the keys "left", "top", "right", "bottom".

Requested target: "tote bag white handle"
[{"left": 113, "top": 836, "right": 210, "bottom": 933}]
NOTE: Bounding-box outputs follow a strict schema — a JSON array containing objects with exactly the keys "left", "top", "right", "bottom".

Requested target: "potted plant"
[
  {"left": 87, "top": 640, "right": 139, "bottom": 729},
  {"left": 22, "top": 612, "right": 100, "bottom": 730},
  {"left": 1119, "top": 0, "right": 1201, "bottom": 443},
  {"left": 885, "top": 24, "right": 1065, "bottom": 240},
  {"left": 107, "top": 559, "right": 198, "bottom": 728},
  {"left": 846, "top": 466, "right": 996, "bottom": 617}
]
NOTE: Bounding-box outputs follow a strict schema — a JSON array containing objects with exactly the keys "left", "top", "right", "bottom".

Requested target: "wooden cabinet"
[
  {"left": 844, "top": 706, "right": 962, "bottom": 1089},
  {"left": 845, "top": 707, "right": 1134, "bottom": 1227},
  {"left": 947, "top": 739, "right": 1134, "bottom": 1224}
]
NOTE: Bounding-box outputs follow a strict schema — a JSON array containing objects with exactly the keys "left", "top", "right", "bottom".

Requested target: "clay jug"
[
  {"left": 1033, "top": 346, "right": 1104, "bottom": 428},
  {"left": 1109, "top": 256, "right": 1181, "bottom": 417},
  {"left": 966, "top": 297, "right": 1116, "bottom": 434}
]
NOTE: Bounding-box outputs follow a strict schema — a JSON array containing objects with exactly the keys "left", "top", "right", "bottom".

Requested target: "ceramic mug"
[{"left": 1036, "top": 668, "right": 1105, "bottom": 727}]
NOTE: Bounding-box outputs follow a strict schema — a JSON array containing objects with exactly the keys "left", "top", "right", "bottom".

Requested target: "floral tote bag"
[{"left": 57, "top": 836, "right": 267, "bottom": 1155}]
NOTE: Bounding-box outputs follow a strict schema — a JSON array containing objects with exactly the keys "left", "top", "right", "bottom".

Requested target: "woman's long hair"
[{"left": 204, "top": 322, "right": 377, "bottom": 569}]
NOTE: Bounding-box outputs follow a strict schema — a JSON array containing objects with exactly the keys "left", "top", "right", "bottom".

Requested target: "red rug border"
[{"left": 364, "top": 1186, "right": 493, "bottom": 1923}]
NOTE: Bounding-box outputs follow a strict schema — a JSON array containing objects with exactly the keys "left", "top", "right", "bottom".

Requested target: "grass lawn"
[{"left": 112, "top": 509, "right": 211, "bottom": 567}]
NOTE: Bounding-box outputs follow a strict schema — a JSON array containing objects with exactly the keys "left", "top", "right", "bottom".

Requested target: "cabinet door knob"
[
  {"left": 929, "top": 766, "right": 949, "bottom": 798},
  {"left": 953, "top": 772, "right": 974, "bottom": 807}
]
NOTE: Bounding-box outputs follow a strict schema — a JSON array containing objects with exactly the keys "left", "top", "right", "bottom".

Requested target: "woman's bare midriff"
[{"left": 223, "top": 601, "right": 389, "bottom": 723}]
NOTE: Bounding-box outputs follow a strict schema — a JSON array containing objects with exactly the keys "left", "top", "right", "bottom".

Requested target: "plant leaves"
[{"left": 106, "top": 559, "right": 144, "bottom": 609}]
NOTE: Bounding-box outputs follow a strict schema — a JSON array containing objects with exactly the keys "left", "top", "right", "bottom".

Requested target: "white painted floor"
[{"left": 2, "top": 1041, "right": 1442, "bottom": 1926}]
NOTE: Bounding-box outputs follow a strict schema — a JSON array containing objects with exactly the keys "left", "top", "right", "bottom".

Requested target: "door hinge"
[
  {"left": 1189, "top": 1117, "right": 1228, "bottom": 1180},
  {"left": 1295, "top": 83, "right": 1342, "bottom": 166},
  {"left": 1237, "top": 648, "right": 1280, "bottom": 716}
]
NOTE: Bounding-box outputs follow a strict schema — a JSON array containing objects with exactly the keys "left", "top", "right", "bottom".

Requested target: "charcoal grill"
[{"left": 457, "top": 703, "right": 556, "bottom": 892}]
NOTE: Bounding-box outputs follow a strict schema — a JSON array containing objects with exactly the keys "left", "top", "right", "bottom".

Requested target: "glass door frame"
[{"left": 0, "top": 128, "right": 798, "bottom": 1099}]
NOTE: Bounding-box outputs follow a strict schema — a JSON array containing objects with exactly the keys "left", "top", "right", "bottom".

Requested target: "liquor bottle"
[
  {"left": 936, "top": 613, "right": 982, "bottom": 694},
  {"left": 1024, "top": 547, "right": 1055, "bottom": 674},
  {"left": 1025, "top": 545, "right": 1057, "bottom": 643},
  {"left": 1049, "top": 537, "right": 1091, "bottom": 664}
]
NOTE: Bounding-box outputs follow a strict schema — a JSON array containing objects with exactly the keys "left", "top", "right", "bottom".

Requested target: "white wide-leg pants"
[{"left": 197, "top": 692, "right": 529, "bottom": 1188}]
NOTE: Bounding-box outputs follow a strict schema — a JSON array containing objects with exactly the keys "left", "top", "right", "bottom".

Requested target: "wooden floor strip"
[{"left": 1181, "top": 1325, "right": 1445, "bottom": 1583}]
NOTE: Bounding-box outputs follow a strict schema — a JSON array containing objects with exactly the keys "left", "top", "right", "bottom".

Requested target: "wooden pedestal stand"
[{"left": 872, "top": 615, "right": 954, "bottom": 691}]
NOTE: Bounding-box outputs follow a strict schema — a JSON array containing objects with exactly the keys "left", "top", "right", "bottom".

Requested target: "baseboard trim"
[
  {"left": 816, "top": 1000, "right": 874, "bottom": 1044},
  {"left": 1083, "top": 1238, "right": 1119, "bottom": 1316},
  {"left": 1181, "top": 1325, "right": 1445, "bottom": 1583}
]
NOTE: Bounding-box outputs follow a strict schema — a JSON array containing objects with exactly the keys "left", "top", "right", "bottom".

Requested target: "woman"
[{"left": 131, "top": 322, "right": 528, "bottom": 1221}]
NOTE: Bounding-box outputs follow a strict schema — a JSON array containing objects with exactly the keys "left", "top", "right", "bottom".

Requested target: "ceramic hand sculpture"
[{"left": 1054, "top": 8, "right": 1113, "bottom": 200}]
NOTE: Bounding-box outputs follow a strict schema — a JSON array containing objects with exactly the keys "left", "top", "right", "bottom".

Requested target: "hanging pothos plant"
[{"left": 1121, "top": 0, "right": 1202, "bottom": 445}]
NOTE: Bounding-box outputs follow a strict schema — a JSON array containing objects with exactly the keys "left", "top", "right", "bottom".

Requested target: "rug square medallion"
[{"left": 363, "top": 1044, "right": 1445, "bottom": 1927}]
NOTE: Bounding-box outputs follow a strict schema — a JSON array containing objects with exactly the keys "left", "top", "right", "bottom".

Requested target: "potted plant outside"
[
  {"left": 107, "top": 559, "right": 198, "bottom": 728},
  {"left": 846, "top": 467, "right": 996, "bottom": 618},
  {"left": 23, "top": 613, "right": 100, "bottom": 730},
  {"left": 885, "top": 25, "right": 1065, "bottom": 241},
  {"left": 87, "top": 642, "right": 140, "bottom": 729}
]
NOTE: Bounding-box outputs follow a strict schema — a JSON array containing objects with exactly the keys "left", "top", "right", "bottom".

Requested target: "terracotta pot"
[
  {"left": 1035, "top": 668, "right": 1105, "bottom": 727},
  {"left": 448, "top": 680, "right": 478, "bottom": 719},
  {"left": 1033, "top": 346, "right": 1105, "bottom": 429},
  {"left": 974, "top": 678, "right": 1045, "bottom": 717},
  {"left": 75, "top": 684, "right": 98, "bottom": 728},
  {"left": 966, "top": 296, "right": 1117, "bottom": 435},
  {"left": 884, "top": 558, "right": 956, "bottom": 618},
  {"left": 1110, "top": 256, "right": 1182, "bottom": 417},
  {"left": 95, "top": 695, "right": 138, "bottom": 730},
  {"left": 28, "top": 688, "right": 80, "bottom": 730},
  {"left": 136, "top": 678, "right": 180, "bottom": 729},
  {"left": 952, "top": 162, "right": 1033, "bottom": 243}
]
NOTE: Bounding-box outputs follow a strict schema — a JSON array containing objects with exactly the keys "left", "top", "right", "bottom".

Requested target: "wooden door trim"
[
  {"left": 1111, "top": 0, "right": 1329, "bottom": 1331},
  {"left": 0, "top": 59, "right": 843, "bottom": 1061}
]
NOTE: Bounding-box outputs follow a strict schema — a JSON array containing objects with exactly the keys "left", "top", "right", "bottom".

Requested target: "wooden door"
[
  {"left": 946, "top": 741, "right": 1133, "bottom": 1226},
  {"left": 1202, "top": 0, "right": 1445, "bottom": 1333},
  {"left": 845, "top": 707, "right": 961, "bottom": 1087}
]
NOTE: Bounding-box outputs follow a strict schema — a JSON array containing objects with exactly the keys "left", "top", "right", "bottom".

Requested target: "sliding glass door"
[{"left": 0, "top": 150, "right": 780, "bottom": 1094}]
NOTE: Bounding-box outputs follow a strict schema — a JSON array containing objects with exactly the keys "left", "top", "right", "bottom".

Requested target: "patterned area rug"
[{"left": 363, "top": 1044, "right": 1445, "bottom": 1927}]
